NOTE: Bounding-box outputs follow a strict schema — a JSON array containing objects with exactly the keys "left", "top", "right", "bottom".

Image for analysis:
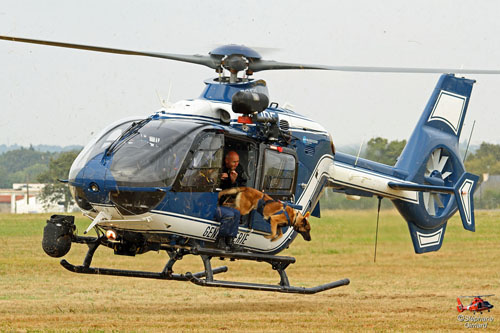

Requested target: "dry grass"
[{"left": 0, "top": 210, "right": 498, "bottom": 332}]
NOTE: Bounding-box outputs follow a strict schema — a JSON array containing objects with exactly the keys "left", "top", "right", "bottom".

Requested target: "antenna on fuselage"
[
  {"left": 156, "top": 82, "right": 173, "bottom": 109},
  {"left": 155, "top": 89, "right": 168, "bottom": 108},
  {"left": 463, "top": 120, "right": 476, "bottom": 163},
  {"left": 354, "top": 139, "right": 365, "bottom": 167},
  {"left": 373, "top": 196, "right": 383, "bottom": 263}
]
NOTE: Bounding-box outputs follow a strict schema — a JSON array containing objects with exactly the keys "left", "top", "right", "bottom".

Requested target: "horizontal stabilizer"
[
  {"left": 390, "top": 170, "right": 479, "bottom": 233},
  {"left": 407, "top": 221, "right": 447, "bottom": 254},
  {"left": 454, "top": 172, "right": 479, "bottom": 232}
]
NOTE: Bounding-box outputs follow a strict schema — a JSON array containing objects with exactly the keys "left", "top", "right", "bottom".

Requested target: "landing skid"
[
  {"left": 60, "top": 259, "right": 228, "bottom": 281},
  {"left": 62, "top": 236, "right": 349, "bottom": 294},
  {"left": 188, "top": 247, "right": 350, "bottom": 294}
]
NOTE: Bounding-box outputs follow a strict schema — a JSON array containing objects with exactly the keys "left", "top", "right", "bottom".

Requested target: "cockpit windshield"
[
  {"left": 110, "top": 120, "right": 206, "bottom": 187},
  {"left": 69, "top": 119, "right": 139, "bottom": 183}
]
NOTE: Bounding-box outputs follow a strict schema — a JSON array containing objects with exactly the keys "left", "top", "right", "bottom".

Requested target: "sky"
[{"left": 1, "top": 0, "right": 500, "bottom": 149}]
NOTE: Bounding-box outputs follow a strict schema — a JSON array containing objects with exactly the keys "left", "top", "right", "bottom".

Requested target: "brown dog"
[{"left": 218, "top": 187, "right": 311, "bottom": 242}]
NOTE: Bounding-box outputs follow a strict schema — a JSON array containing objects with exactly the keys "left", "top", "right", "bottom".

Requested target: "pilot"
[
  {"left": 215, "top": 151, "right": 248, "bottom": 251},
  {"left": 220, "top": 150, "right": 247, "bottom": 189}
]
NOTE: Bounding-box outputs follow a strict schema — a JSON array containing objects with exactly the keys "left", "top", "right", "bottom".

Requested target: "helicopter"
[
  {"left": 457, "top": 295, "right": 494, "bottom": 314},
  {"left": 1, "top": 35, "right": 495, "bottom": 294}
]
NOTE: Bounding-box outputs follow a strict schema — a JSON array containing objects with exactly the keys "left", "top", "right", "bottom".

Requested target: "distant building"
[
  {"left": 0, "top": 194, "right": 23, "bottom": 213},
  {"left": 476, "top": 174, "right": 500, "bottom": 209},
  {"left": 0, "top": 183, "right": 70, "bottom": 214},
  {"left": 479, "top": 174, "right": 500, "bottom": 192}
]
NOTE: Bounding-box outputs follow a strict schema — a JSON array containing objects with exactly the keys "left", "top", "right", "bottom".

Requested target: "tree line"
[
  {"left": 0, "top": 147, "right": 55, "bottom": 188},
  {"left": 0, "top": 147, "right": 80, "bottom": 211}
]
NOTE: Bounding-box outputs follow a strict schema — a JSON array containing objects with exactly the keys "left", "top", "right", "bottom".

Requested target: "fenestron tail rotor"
[{"left": 423, "top": 148, "right": 453, "bottom": 217}]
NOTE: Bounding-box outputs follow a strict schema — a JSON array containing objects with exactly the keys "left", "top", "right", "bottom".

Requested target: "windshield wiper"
[{"left": 105, "top": 117, "right": 152, "bottom": 156}]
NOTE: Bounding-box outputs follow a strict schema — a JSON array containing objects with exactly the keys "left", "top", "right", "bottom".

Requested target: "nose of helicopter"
[{"left": 68, "top": 118, "right": 205, "bottom": 214}]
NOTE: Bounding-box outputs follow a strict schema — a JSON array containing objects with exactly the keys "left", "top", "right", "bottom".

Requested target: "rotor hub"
[
  {"left": 221, "top": 54, "right": 249, "bottom": 73},
  {"left": 430, "top": 170, "right": 442, "bottom": 179},
  {"left": 209, "top": 44, "right": 262, "bottom": 81},
  {"left": 209, "top": 44, "right": 262, "bottom": 60}
]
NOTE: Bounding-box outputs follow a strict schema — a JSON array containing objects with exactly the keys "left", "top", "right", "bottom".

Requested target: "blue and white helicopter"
[{"left": 1, "top": 35, "right": 495, "bottom": 294}]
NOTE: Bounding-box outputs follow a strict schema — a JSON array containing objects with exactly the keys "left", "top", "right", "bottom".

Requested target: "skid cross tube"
[{"left": 188, "top": 247, "right": 350, "bottom": 294}]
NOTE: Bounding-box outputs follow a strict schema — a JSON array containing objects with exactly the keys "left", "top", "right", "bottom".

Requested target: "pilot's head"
[{"left": 225, "top": 151, "right": 240, "bottom": 171}]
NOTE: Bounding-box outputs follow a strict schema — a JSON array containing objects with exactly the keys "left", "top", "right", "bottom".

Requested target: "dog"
[{"left": 218, "top": 187, "right": 311, "bottom": 242}]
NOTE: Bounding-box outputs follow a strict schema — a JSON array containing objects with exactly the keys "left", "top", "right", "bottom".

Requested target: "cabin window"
[
  {"left": 261, "top": 149, "right": 297, "bottom": 195},
  {"left": 223, "top": 137, "right": 258, "bottom": 188},
  {"left": 177, "top": 132, "right": 224, "bottom": 191}
]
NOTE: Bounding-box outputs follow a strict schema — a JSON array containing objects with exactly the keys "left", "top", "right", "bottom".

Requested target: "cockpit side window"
[
  {"left": 261, "top": 149, "right": 297, "bottom": 196},
  {"left": 176, "top": 132, "right": 224, "bottom": 191}
]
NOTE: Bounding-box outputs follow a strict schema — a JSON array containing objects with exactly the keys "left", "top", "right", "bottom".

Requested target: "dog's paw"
[
  {"left": 264, "top": 234, "right": 273, "bottom": 239},
  {"left": 271, "top": 236, "right": 282, "bottom": 242}
]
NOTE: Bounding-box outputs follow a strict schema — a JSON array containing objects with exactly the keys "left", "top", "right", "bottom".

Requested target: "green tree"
[
  {"left": 37, "top": 150, "right": 80, "bottom": 211},
  {"left": 0, "top": 147, "right": 54, "bottom": 187},
  {"left": 365, "top": 137, "right": 407, "bottom": 165},
  {"left": 465, "top": 142, "right": 500, "bottom": 209},
  {"left": 465, "top": 142, "right": 500, "bottom": 177}
]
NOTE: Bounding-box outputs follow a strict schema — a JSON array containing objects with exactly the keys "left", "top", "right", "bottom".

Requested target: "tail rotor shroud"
[{"left": 423, "top": 148, "right": 453, "bottom": 217}]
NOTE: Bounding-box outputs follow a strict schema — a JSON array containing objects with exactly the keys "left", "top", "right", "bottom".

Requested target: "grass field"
[{"left": 0, "top": 210, "right": 498, "bottom": 332}]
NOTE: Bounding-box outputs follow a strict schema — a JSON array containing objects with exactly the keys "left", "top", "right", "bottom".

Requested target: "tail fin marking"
[
  {"left": 407, "top": 222, "right": 447, "bottom": 254},
  {"left": 416, "top": 229, "right": 443, "bottom": 248},
  {"left": 454, "top": 172, "right": 480, "bottom": 232},
  {"left": 427, "top": 90, "right": 467, "bottom": 136}
]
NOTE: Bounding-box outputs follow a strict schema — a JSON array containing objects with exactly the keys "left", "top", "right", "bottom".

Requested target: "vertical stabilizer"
[
  {"left": 457, "top": 298, "right": 465, "bottom": 312},
  {"left": 454, "top": 172, "right": 480, "bottom": 232},
  {"left": 392, "top": 74, "right": 479, "bottom": 254}
]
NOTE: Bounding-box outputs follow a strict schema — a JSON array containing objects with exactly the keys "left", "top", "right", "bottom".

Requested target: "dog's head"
[{"left": 293, "top": 211, "right": 311, "bottom": 241}]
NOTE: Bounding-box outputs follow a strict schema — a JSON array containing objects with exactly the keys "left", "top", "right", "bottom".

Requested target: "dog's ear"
[{"left": 304, "top": 211, "right": 310, "bottom": 218}]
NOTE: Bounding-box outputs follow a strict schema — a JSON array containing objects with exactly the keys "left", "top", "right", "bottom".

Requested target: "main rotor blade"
[
  {"left": 4, "top": 35, "right": 500, "bottom": 75},
  {"left": 0, "top": 35, "right": 220, "bottom": 69},
  {"left": 249, "top": 60, "right": 500, "bottom": 74}
]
